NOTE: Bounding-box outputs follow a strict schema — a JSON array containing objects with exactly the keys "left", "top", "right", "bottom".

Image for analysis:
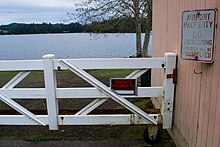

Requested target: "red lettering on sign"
[{"left": 111, "top": 79, "right": 136, "bottom": 90}]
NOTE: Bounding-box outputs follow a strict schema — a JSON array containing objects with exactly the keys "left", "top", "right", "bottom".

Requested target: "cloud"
[
  {"left": 0, "top": 0, "right": 79, "bottom": 24},
  {"left": 1, "top": 0, "right": 75, "bottom": 9}
]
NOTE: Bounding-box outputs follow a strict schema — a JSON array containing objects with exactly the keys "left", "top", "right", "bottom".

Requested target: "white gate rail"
[{"left": 0, "top": 53, "right": 176, "bottom": 130}]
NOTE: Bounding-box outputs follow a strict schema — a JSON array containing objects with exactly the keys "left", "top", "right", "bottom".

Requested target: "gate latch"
[{"left": 166, "top": 69, "right": 177, "bottom": 84}]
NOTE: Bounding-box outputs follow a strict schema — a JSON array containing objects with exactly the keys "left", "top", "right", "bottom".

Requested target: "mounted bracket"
[{"left": 166, "top": 69, "right": 177, "bottom": 84}]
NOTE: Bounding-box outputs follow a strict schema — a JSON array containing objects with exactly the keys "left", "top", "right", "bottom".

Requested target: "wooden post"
[
  {"left": 163, "top": 53, "right": 176, "bottom": 129},
  {"left": 43, "top": 54, "right": 58, "bottom": 130}
]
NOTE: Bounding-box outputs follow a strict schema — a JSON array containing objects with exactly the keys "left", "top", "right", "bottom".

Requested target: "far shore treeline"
[{"left": 0, "top": 17, "right": 148, "bottom": 35}]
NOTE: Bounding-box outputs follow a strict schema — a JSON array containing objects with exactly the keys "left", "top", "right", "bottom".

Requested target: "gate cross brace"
[
  {"left": 0, "top": 71, "right": 46, "bottom": 125},
  {"left": 0, "top": 92, "right": 46, "bottom": 126},
  {"left": 2, "top": 71, "right": 30, "bottom": 89},
  {"left": 60, "top": 60, "right": 157, "bottom": 125},
  {"left": 75, "top": 69, "right": 149, "bottom": 116}
]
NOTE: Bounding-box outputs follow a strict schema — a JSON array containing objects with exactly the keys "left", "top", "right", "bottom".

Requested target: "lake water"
[{"left": 0, "top": 33, "right": 152, "bottom": 60}]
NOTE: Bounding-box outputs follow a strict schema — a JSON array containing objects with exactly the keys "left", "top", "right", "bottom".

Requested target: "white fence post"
[
  {"left": 43, "top": 54, "right": 58, "bottom": 130},
  {"left": 163, "top": 53, "right": 176, "bottom": 129}
]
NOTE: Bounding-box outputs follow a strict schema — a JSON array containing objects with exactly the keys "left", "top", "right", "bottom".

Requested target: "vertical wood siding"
[{"left": 152, "top": 0, "right": 220, "bottom": 147}]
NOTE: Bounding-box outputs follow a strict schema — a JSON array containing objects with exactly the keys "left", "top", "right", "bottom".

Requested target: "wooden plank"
[
  {"left": 151, "top": 0, "right": 168, "bottom": 109},
  {"left": 211, "top": 1, "right": 220, "bottom": 146},
  {"left": 167, "top": 0, "right": 173, "bottom": 53},
  {"left": 196, "top": 64, "right": 206, "bottom": 147},
  {"left": 186, "top": 62, "right": 194, "bottom": 145},
  {"left": 187, "top": 62, "right": 194, "bottom": 147},
  {"left": 179, "top": 61, "right": 188, "bottom": 139},
  {"left": 186, "top": 63, "right": 193, "bottom": 145},
  {"left": 193, "top": 3, "right": 207, "bottom": 147},
  {"left": 215, "top": 0, "right": 220, "bottom": 59},
  {"left": 199, "top": 1, "right": 217, "bottom": 147},
  {"left": 55, "top": 58, "right": 165, "bottom": 70},
  {"left": 0, "top": 58, "right": 165, "bottom": 71},
  {"left": 163, "top": 53, "right": 176, "bottom": 129},
  {"left": 173, "top": 0, "right": 183, "bottom": 137},
  {"left": 43, "top": 54, "right": 59, "bottom": 130},
  {"left": 195, "top": 1, "right": 213, "bottom": 143},
  {"left": 178, "top": 0, "right": 192, "bottom": 142},
  {"left": 178, "top": 60, "right": 184, "bottom": 139},
  {"left": 191, "top": 62, "right": 202, "bottom": 147},
  {"left": 173, "top": 56, "right": 181, "bottom": 129},
  {"left": 186, "top": 1, "right": 197, "bottom": 145},
  {"left": 0, "top": 60, "right": 43, "bottom": 71},
  {"left": 211, "top": 76, "right": 220, "bottom": 147},
  {"left": 0, "top": 115, "right": 158, "bottom": 125},
  {"left": 168, "top": 125, "right": 189, "bottom": 147},
  {"left": 205, "top": 1, "right": 219, "bottom": 146},
  {"left": 184, "top": 61, "right": 191, "bottom": 142},
  {"left": 0, "top": 87, "right": 164, "bottom": 99},
  {"left": 206, "top": 60, "right": 220, "bottom": 147},
  {"left": 152, "top": 0, "right": 168, "bottom": 57},
  {"left": 201, "top": 65, "right": 213, "bottom": 147}
]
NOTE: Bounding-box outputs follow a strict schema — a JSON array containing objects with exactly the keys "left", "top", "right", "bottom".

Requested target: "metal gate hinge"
[{"left": 167, "top": 69, "right": 177, "bottom": 84}]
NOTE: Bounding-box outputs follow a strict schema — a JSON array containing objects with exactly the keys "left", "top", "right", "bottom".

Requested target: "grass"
[
  {"left": 78, "top": 136, "right": 111, "bottom": 141},
  {"left": 0, "top": 69, "right": 134, "bottom": 88},
  {"left": 22, "top": 135, "right": 60, "bottom": 142},
  {"left": 118, "top": 125, "right": 147, "bottom": 141},
  {"left": 87, "top": 69, "right": 134, "bottom": 77},
  {"left": 0, "top": 69, "right": 133, "bottom": 84},
  {"left": 116, "top": 99, "right": 152, "bottom": 110},
  {"left": 133, "top": 99, "right": 153, "bottom": 109},
  {"left": 0, "top": 71, "right": 18, "bottom": 87},
  {"left": 0, "top": 136, "right": 18, "bottom": 140}
]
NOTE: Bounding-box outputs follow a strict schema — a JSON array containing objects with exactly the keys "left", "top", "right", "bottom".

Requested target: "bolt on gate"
[{"left": 0, "top": 53, "right": 176, "bottom": 142}]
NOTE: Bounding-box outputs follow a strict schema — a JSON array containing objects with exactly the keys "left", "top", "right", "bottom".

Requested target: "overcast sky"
[{"left": 0, "top": 0, "right": 79, "bottom": 25}]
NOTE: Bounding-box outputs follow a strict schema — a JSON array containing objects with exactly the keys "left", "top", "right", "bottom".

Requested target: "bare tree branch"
[{"left": 72, "top": 0, "right": 152, "bottom": 57}]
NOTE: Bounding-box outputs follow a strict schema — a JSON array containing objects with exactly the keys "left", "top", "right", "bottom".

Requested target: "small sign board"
[
  {"left": 181, "top": 9, "right": 217, "bottom": 63},
  {"left": 110, "top": 78, "right": 137, "bottom": 95}
]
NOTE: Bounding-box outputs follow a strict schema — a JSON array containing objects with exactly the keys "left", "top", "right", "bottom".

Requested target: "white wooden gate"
[{"left": 0, "top": 53, "right": 176, "bottom": 132}]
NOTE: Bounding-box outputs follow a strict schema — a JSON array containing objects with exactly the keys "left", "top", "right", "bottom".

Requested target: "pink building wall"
[{"left": 152, "top": 0, "right": 220, "bottom": 147}]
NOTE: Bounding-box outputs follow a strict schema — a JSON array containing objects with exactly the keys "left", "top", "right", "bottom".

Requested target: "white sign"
[{"left": 181, "top": 9, "right": 217, "bottom": 63}]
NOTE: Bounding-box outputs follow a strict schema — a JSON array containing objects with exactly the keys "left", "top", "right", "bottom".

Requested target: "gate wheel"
[{"left": 143, "top": 125, "right": 161, "bottom": 144}]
